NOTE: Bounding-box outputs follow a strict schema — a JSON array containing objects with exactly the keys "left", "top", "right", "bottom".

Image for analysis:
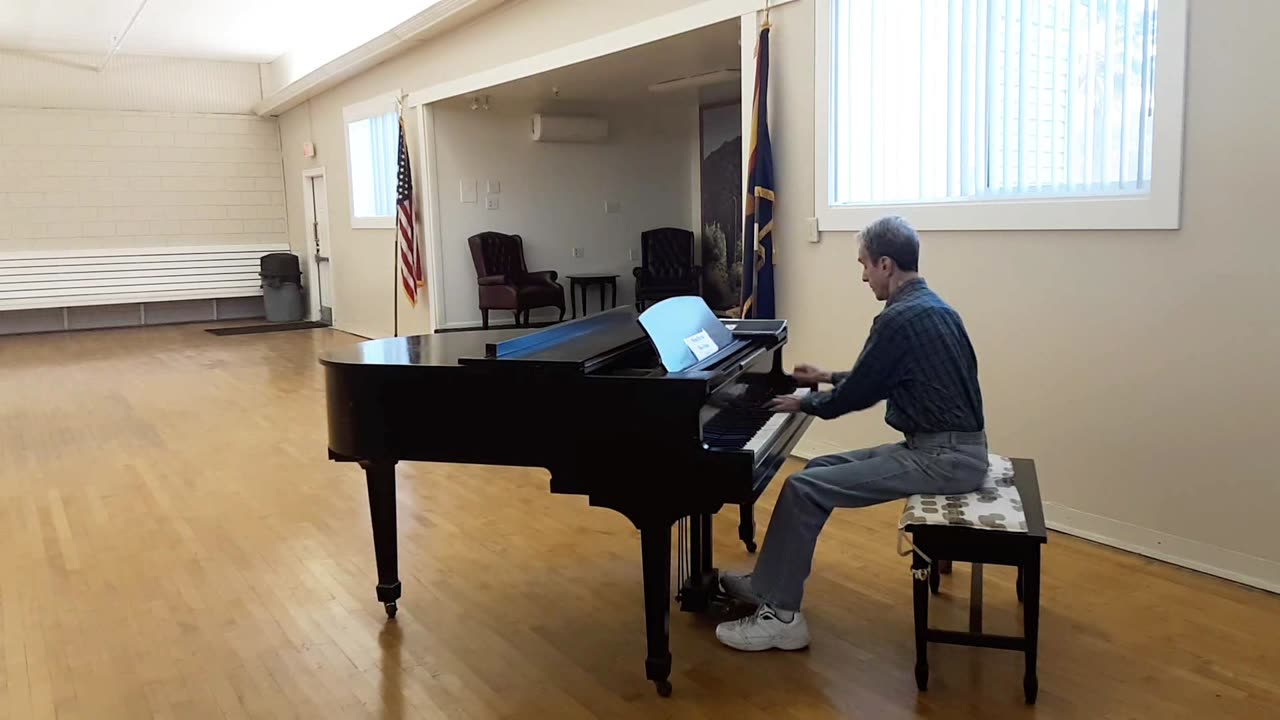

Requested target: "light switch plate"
[
  {"left": 629, "top": 248, "right": 638, "bottom": 261},
  {"left": 460, "top": 180, "right": 477, "bottom": 203},
  {"left": 605, "top": 200, "right": 621, "bottom": 214},
  {"left": 487, "top": 180, "right": 501, "bottom": 193},
  {"left": 806, "top": 217, "right": 820, "bottom": 243},
  {"left": 571, "top": 248, "right": 584, "bottom": 258},
  {"left": 485, "top": 196, "right": 499, "bottom": 210}
]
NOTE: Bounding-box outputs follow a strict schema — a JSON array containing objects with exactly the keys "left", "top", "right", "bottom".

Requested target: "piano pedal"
[{"left": 677, "top": 569, "right": 723, "bottom": 614}]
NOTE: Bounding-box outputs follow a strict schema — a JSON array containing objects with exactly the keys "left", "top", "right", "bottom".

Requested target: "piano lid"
[
  {"left": 319, "top": 327, "right": 531, "bottom": 368},
  {"left": 458, "top": 307, "right": 648, "bottom": 370}
]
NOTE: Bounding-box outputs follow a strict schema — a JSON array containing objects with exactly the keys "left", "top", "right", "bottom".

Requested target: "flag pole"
[
  {"left": 393, "top": 225, "right": 400, "bottom": 337},
  {"left": 393, "top": 94, "right": 405, "bottom": 337}
]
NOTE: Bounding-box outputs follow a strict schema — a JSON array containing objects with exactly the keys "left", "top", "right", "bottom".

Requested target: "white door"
[{"left": 304, "top": 173, "right": 334, "bottom": 324}]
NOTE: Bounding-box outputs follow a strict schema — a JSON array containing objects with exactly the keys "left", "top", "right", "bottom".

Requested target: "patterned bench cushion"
[{"left": 898, "top": 455, "right": 1027, "bottom": 533}]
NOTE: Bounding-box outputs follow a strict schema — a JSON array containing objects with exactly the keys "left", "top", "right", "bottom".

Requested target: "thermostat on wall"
[{"left": 302, "top": 142, "right": 316, "bottom": 158}]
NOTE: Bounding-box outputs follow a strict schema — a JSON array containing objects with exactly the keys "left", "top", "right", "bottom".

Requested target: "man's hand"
[
  {"left": 764, "top": 395, "right": 805, "bottom": 413},
  {"left": 792, "top": 363, "right": 831, "bottom": 386}
]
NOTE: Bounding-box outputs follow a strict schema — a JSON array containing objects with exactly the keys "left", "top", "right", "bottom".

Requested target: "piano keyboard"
[{"left": 703, "top": 388, "right": 811, "bottom": 458}]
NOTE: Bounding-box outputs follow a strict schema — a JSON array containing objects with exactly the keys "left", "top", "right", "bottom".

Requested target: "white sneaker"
[{"left": 715, "top": 604, "right": 810, "bottom": 652}]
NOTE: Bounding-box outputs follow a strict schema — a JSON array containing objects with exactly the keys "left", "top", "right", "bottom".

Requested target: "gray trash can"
[{"left": 260, "top": 253, "right": 305, "bottom": 322}]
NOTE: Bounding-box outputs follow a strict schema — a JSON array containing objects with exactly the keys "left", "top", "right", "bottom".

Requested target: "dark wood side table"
[
  {"left": 904, "top": 458, "right": 1047, "bottom": 704},
  {"left": 567, "top": 274, "right": 619, "bottom": 318}
]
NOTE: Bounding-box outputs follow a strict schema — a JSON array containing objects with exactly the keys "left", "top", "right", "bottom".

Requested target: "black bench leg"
[
  {"left": 912, "top": 550, "right": 930, "bottom": 691},
  {"left": 1016, "top": 565, "right": 1025, "bottom": 603},
  {"left": 929, "top": 563, "right": 941, "bottom": 594},
  {"left": 738, "top": 503, "right": 757, "bottom": 553},
  {"left": 969, "top": 563, "right": 984, "bottom": 633},
  {"left": 1023, "top": 548, "right": 1041, "bottom": 704}
]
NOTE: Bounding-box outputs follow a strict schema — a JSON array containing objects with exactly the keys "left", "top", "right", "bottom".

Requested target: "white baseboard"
[
  {"left": 438, "top": 319, "right": 555, "bottom": 331},
  {"left": 1044, "top": 502, "right": 1280, "bottom": 595},
  {"left": 795, "top": 439, "right": 1280, "bottom": 594}
]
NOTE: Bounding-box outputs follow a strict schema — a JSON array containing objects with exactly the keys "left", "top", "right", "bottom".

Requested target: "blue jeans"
[{"left": 750, "top": 431, "right": 989, "bottom": 611}]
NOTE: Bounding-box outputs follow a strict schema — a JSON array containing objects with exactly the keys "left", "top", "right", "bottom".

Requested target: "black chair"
[{"left": 632, "top": 228, "right": 699, "bottom": 311}]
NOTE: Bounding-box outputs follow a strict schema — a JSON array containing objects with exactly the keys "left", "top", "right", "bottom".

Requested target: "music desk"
[{"left": 902, "top": 457, "right": 1046, "bottom": 704}]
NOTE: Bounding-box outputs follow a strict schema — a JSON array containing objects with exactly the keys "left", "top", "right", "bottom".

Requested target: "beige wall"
[
  {"left": 434, "top": 98, "right": 696, "bottom": 328},
  {"left": 768, "top": 0, "right": 1280, "bottom": 588},
  {"left": 0, "top": 109, "right": 285, "bottom": 253},
  {"left": 0, "top": 52, "right": 285, "bottom": 255},
  {"left": 277, "top": 0, "right": 712, "bottom": 339},
  {"left": 0, "top": 51, "right": 263, "bottom": 114}
]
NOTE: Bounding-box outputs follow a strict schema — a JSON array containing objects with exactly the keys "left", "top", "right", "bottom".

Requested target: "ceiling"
[
  {"left": 0, "top": 0, "right": 443, "bottom": 63},
  {"left": 467, "top": 20, "right": 742, "bottom": 105}
]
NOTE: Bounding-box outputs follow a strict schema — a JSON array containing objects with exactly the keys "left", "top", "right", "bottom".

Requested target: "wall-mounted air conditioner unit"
[{"left": 530, "top": 114, "right": 608, "bottom": 143}]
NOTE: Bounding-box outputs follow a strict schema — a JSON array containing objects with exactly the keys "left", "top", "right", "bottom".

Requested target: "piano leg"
[
  {"left": 640, "top": 523, "right": 673, "bottom": 697},
  {"left": 738, "top": 503, "right": 758, "bottom": 553},
  {"left": 362, "top": 460, "right": 402, "bottom": 619}
]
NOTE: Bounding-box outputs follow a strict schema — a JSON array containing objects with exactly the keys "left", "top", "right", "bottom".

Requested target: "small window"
[
  {"left": 817, "top": 0, "right": 1188, "bottom": 231},
  {"left": 345, "top": 110, "right": 399, "bottom": 228}
]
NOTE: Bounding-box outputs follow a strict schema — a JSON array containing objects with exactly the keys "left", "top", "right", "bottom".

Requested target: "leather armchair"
[
  {"left": 468, "top": 231, "right": 565, "bottom": 328},
  {"left": 633, "top": 227, "right": 700, "bottom": 311}
]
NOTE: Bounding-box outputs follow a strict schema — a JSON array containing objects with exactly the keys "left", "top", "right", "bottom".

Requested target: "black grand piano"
[{"left": 321, "top": 301, "right": 814, "bottom": 696}]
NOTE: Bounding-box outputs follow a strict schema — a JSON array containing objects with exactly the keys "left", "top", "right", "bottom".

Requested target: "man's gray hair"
[{"left": 860, "top": 215, "right": 920, "bottom": 272}]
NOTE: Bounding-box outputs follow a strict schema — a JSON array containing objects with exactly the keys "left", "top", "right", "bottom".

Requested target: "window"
[
  {"left": 816, "top": 0, "right": 1188, "bottom": 231},
  {"left": 343, "top": 93, "right": 401, "bottom": 229}
]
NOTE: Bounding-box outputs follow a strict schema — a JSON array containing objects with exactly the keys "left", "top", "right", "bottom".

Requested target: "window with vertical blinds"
[
  {"left": 346, "top": 111, "right": 399, "bottom": 222},
  {"left": 819, "top": 0, "right": 1187, "bottom": 230}
]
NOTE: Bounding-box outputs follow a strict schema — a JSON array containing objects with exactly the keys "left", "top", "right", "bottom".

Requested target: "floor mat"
[{"left": 205, "top": 321, "right": 329, "bottom": 336}]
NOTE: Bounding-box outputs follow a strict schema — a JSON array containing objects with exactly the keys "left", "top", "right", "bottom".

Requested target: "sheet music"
[{"left": 638, "top": 296, "right": 735, "bottom": 372}]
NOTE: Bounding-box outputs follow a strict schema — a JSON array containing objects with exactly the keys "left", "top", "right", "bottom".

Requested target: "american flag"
[{"left": 396, "top": 115, "right": 423, "bottom": 305}]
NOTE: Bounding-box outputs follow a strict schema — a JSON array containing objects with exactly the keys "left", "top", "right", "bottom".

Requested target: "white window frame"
[
  {"left": 814, "top": 0, "right": 1190, "bottom": 232},
  {"left": 342, "top": 91, "right": 402, "bottom": 230}
]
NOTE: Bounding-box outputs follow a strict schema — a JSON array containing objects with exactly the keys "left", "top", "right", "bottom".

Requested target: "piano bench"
[{"left": 899, "top": 457, "right": 1046, "bottom": 705}]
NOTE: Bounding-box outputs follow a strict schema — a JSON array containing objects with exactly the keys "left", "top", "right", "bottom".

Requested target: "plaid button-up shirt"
[{"left": 800, "top": 278, "right": 984, "bottom": 434}]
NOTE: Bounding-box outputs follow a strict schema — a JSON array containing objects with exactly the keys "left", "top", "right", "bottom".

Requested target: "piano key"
[
  {"left": 743, "top": 388, "right": 810, "bottom": 457},
  {"left": 703, "top": 388, "right": 811, "bottom": 458}
]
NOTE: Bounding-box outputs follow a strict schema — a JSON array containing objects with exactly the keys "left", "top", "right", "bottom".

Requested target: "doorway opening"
[{"left": 302, "top": 168, "right": 334, "bottom": 325}]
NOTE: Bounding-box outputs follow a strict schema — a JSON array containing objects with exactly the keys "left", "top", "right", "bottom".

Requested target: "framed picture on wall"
[{"left": 699, "top": 101, "right": 742, "bottom": 314}]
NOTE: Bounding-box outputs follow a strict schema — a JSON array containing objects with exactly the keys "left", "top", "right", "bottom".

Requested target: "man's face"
[{"left": 857, "top": 242, "right": 892, "bottom": 301}]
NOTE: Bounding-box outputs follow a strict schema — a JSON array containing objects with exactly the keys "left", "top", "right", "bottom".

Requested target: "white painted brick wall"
[{"left": 0, "top": 108, "right": 286, "bottom": 252}]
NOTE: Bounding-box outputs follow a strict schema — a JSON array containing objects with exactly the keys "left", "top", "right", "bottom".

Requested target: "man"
[{"left": 715, "top": 215, "right": 988, "bottom": 652}]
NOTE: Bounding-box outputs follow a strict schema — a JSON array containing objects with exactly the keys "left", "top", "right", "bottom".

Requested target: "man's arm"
[{"left": 798, "top": 317, "right": 905, "bottom": 420}]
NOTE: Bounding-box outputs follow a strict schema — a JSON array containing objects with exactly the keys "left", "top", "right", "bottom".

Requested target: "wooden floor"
[{"left": 0, "top": 324, "right": 1277, "bottom": 719}]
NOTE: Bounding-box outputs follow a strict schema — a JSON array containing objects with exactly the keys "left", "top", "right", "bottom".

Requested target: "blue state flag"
[{"left": 740, "top": 23, "right": 775, "bottom": 320}]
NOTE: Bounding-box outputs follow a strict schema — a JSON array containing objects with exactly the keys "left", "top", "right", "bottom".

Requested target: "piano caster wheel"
[
  {"left": 654, "top": 680, "right": 672, "bottom": 697},
  {"left": 745, "top": 541, "right": 758, "bottom": 554},
  {"left": 384, "top": 602, "right": 398, "bottom": 619}
]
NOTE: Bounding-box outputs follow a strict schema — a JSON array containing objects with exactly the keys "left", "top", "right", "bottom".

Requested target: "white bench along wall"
[{"left": 0, "top": 243, "right": 289, "bottom": 335}]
